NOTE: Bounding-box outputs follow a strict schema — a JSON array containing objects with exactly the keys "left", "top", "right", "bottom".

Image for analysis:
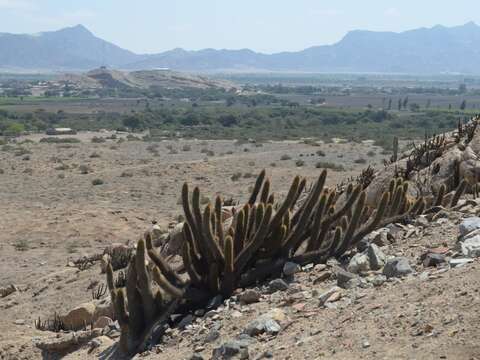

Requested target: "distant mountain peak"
[{"left": 1, "top": 22, "right": 480, "bottom": 73}]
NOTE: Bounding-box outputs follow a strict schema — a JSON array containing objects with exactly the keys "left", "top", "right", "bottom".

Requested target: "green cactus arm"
[{"left": 248, "top": 169, "right": 266, "bottom": 205}]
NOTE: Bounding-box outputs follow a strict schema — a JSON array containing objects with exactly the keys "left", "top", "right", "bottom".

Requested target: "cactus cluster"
[
  {"left": 106, "top": 236, "right": 186, "bottom": 355},
  {"left": 106, "top": 166, "right": 468, "bottom": 355}
]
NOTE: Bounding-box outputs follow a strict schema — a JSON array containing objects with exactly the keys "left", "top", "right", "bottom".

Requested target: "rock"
[
  {"left": 244, "top": 318, "right": 280, "bottom": 337},
  {"left": 212, "top": 338, "right": 251, "bottom": 359},
  {"left": 283, "top": 262, "right": 301, "bottom": 276},
  {"left": 366, "top": 244, "right": 387, "bottom": 270},
  {"left": 243, "top": 308, "right": 285, "bottom": 337},
  {"left": 99, "top": 254, "right": 111, "bottom": 274},
  {"left": 313, "top": 271, "right": 332, "bottom": 284},
  {"left": 356, "top": 238, "right": 370, "bottom": 252},
  {"left": 361, "top": 229, "right": 391, "bottom": 248},
  {"left": 362, "top": 340, "right": 371, "bottom": 348},
  {"left": 268, "top": 279, "right": 289, "bottom": 292},
  {"left": 313, "top": 264, "right": 327, "bottom": 272},
  {"left": 449, "top": 258, "right": 474, "bottom": 268},
  {"left": 336, "top": 268, "right": 356, "bottom": 288},
  {"left": 206, "top": 295, "right": 223, "bottom": 310},
  {"left": 319, "top": 286, "right": 342, "bottom": 306},
  {"left": 190, "top": 354, "right": 205, "bottom": 360},
  {"left": 459, "top": 217, "right": 480, "bottom": 236},
  {"left": 93, "top": 316, "right": 113, "bottom": 329},
  {"left": 266, "top": 308, "right": 286, "bottom": 322},
  {"left": 369, "top": 275, "right": 387, "bottom": 287},
  {"left": 0, "top": 284, "right": 17, "bottom": 298},
  {"left": 14, "top": 319, "right": 25, "bottom": 325},
  {"left": 35, "top": 329, "right": 102, "bottom": 352},
  {"left": 239, "top": 289, "right": 261, "bottom": 304},
  {"left": 423, "top": 253, "right": 446, "bottom": 267},
  {"left": 93, "top": 298, "right": 114, "bottom": 319},
  {"left": 178, "top": 314, "right": 195, "bottom": 329},
  {"left": 61, "top": 302, "right": 96, "bottom": 330},
  {"left": 347, "top": 253, "right": 370, "bottom": 274},
  {"left": 205, "top": 329, "right": 221, "bottom": 343},
  {"left": 383, "top": 257, "right": 413, "bottom": 278},
  {"left": 161, "top": 222, "right": 185, "bottom": 256},
  {"left": 461, "top": 235, "right": 480, "bottom": 257},
  {"left": 151, "top": 223, "right": 168, "bottom": 241},
  {"left": 415, "top": 216, "right": 430, "bottom": 228}
]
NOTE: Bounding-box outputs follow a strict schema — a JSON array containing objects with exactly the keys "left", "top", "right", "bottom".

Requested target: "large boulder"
[{"left": 61, "top": 298, "right": 113, "bottom": 331}]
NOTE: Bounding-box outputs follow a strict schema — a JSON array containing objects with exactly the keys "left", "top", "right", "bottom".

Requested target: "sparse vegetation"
[
  {"left": 92, "top": 178, "right": 104, "bottom": 186},
  {"left": 315, "top": 161, "right": 345, "bottom": 171}
]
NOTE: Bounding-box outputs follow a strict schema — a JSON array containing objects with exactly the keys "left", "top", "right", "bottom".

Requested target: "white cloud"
[
  {"left": 0, "top": 0, "right": 37, "bottom": 11},
  {"left": 385, "top": 7, "right": 400, "bottom": 17}
]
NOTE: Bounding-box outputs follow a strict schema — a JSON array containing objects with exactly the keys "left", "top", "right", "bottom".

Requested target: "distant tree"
[
  {"left": 449, "top": 104, "right": 452, "bottom": 110},
  {"left": 4, "top": 122, "right": 25, "bottom": 136},
  {"left": 388, "top": 98, "right": 392, "bottom": 110},
  {"left": 218, "top": 114, "right": 238, "bottom": 127},
  {"left": 398, "top": 98, "right": 402, "bottom": 111},
  {"left": 459, "top": 83, "right": 467, "bottom": 94},
  {"left": 402, "top": 96, "right": 409, "bottom": 110},
  {"left": 460, "top": 100, "right": 467, "bottom": 110},
  {"left": 123, "top": 115, "right": 144, "bottom": 130},
  {"left": 409, "top": 103, "right": 420, "bottom": 112},
  {"left": 426, "top": 99, "right": 431, "bottom": 108}
]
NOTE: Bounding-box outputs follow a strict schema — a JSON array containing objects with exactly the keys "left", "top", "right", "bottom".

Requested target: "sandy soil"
[{"left": 0, "top": 134, "right": 386, "bottom": 359}]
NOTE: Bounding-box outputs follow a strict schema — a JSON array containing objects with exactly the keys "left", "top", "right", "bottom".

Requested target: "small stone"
[
  {"left": 459, "top": 217, "right": 480, "bottom": 236},
  {"left": 190, "top": 354, "right": 205, "bottom": 360},
  {"left": 194, "top": 309, "right": 205, "bottom": 317},
  {"left": 449, "top": 258, "right": 474, "bottom": 268},
  {"left": 313, "top": 264, "right": 327, "bottom": 272},
  {"left": 414, "top": 216, "right": 429, "bottom": 228},
  {"left": 14, "top": 319, "right": 25, "bottom": 325},
  {"left": 369, "top": 275, "right": 387, "bottom": 287},
  {"left": 461, "top": 235, "right": 480, "bottom": 257},
  {"left": 205, "top": 329, "right": 221, "bottom": 343},
  {"left": 366, "top": 244, "right": 386, "bottom": 270},
  {"left": 239, "top": 289, "right": 261, "bottom": 304},
  {"left": 336, "top": 268, "right": 356, "bottom": 288},
  {"left": 362, "top": 340, "right": 370, "bottom": 348},
  {"left": 93, "top": 316, "right": 113, "bottom": 329},
  {"left": 178, "top": 314, "right": 194, "bottom": 329},
  {"left": 423, "top": 253, "right": 446, "bottom": 267},
  {"left": 326, "top": 291, "right": 342, "bottom": 303},
  {"left": 243, "top": 309, "right": 285, "bottom": 337},
  {"left": 313, "top": 271, "right": 331, "bottom": 284},
  {"left": 319, "top": 286, "right": 341, "bottom": 306},
  {"left": 89, "top": 338, "right": 102, "bottom": 350},
  {"left": 347, "top": 253, "right": 370, "bottom": 274},
  {"left": 383, "top": 257, "right": 413, "bottom": 278},
  {"left": 244, "top": 317, "right": 281, "bottom": 336},
  {"left": 206, "top": 295, "right": 224, "bottom": 310},
  {"left": 283, "top": 262, "right": 301, "bottom": 276},
  {"left": 268, "top": 279, "right": 289, "bottom": 292},
  {"left": 212, "top": 339, "right": 250, "bottom": 359}
]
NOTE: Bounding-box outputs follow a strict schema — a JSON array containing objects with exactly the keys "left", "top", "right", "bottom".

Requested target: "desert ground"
[{"left": 0, "top": 132, "right": 479, "bottom": 360}]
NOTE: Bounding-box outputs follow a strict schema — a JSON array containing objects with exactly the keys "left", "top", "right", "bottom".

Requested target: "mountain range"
[{"left": 1, "top": 22, "right": 480, "bottom": 74}]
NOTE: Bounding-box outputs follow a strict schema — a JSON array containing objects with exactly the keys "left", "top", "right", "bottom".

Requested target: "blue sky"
[{"left": 0, "top": 0, "right": 479, "bottom": 54}]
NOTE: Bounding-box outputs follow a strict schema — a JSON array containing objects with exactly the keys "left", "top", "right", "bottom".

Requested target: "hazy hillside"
[
  {"left": 0, "top": 25, "right": 143, "bottom": 71},
  {"left": 61, "top": 68, "right": 234, "bottom": 90},
  {"left": 2, "top": 22, "right": 480, "bottom": 73}
]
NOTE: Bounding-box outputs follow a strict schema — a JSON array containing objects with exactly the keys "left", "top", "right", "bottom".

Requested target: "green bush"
[
  {"left": 92, "top": 178, "right": 104, "bottom": 186},
  {"left": 315, "top": 161, "right": 345, "bottom": 171}
]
